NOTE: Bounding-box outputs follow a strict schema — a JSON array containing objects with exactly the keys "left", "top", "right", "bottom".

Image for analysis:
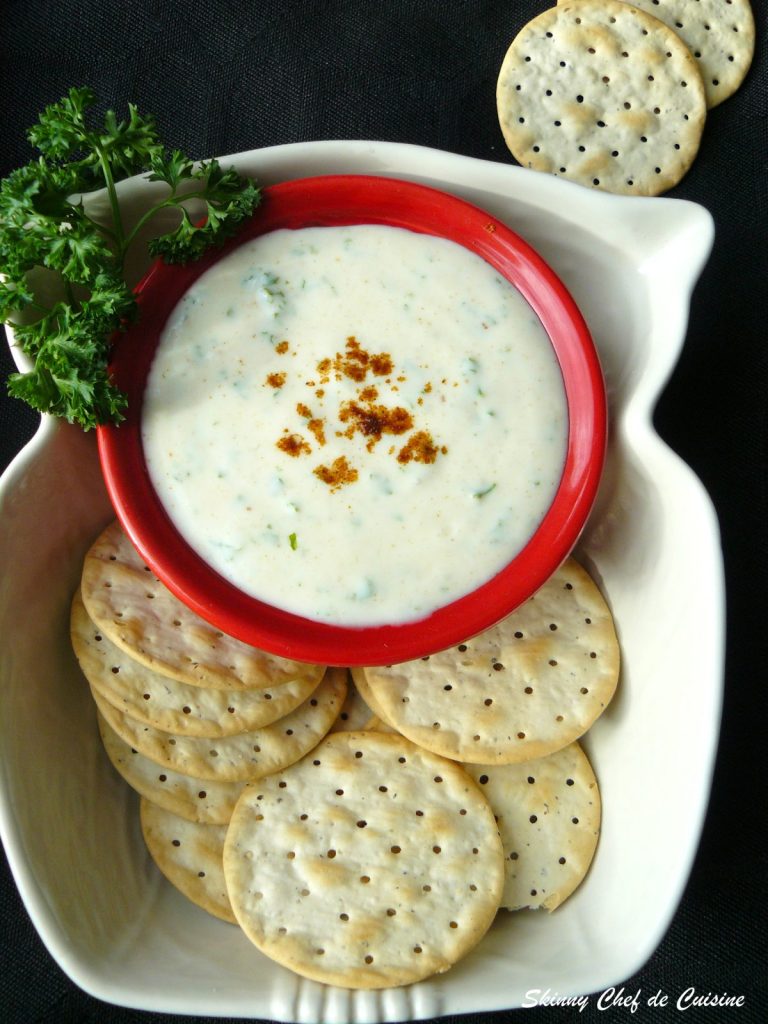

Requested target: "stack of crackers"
[
  {"left": 71, "top": 519, "right": 620, "bottom": 989},
  {"left": 496, "top": 0, "right": 755, "bottom": 195}
]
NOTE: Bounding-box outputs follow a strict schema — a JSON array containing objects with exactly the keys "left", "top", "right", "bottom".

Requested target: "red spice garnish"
[
  {"left": 339, "top": 400, "right": 413, "bottom": 452},
  {"left": 308, "top": 418, "right": 326, "bottom": 446},
  {"left": 313, "top": 456, "right": 358, "bottom": 490},
  {"left": 266, "top": 372, "right": 286, "bottom": 388},
  {"left": 296, "top": 402, "right": 312, "bottom": 419},
  {"left": 275, "top": 340, "right": 290, "bottom": 354},
  {"left": 277, "top": 433, "right": 311, "bottom": 457},
  {"left": 397, "top": 431, "right": 445, "bottom": 465}
]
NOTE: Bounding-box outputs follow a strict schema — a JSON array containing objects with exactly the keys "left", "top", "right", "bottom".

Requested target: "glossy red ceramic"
[{"left": 98, "top": 175, "right": 606, "bottom": 666}]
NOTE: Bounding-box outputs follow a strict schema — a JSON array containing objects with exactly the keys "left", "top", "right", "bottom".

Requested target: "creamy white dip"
[{"left": 142, "top": 225, "right": 567, "bottom": 626}]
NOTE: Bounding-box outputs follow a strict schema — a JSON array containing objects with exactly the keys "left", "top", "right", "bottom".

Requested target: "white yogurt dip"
[{"left": 142, "top": 224, "right": 567, "bottom": 626}]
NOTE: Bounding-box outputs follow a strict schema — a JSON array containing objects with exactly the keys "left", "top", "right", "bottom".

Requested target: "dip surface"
[{"left": 142, "top": 225, "right": 567, "bottom": 626}]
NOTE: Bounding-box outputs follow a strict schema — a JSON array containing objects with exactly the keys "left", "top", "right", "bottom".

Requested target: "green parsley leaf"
[
  {"left": 288, "top": 532, "right": 298, "bottom": 551},
  {"left": 0, "top": 88, "right": 261, "bottom": 428}
]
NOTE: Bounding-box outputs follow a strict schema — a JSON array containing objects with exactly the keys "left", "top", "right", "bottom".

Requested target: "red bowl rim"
[{"left": 98, "top": 174, "right": 607, "bottom": 666}]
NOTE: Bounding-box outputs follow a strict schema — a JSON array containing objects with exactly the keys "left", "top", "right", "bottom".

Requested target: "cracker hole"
[
  {"left": 391, "top": 845, "right": 401, "bottom": 854},
  {"left": 415, "top": 809, "right": 423, "bottom": 816},
  {"left": 287, "top": 851, "right": 295, "bottom": 859},
  {"left": 517, "top": 732, "right": 526, "bottom": 739},
  {"left": 423, "top": 884, "right": 432, "bottom": 892},
  {"left": 525, "top": 686, "right": 534, "bottom": 694},
  {"left": 379, "top": 785, "right": 388, "bottom": 792},
  {"left": 470, "top": 883, "right": 477, "bottom": 891},
  {"left": 209, "top": 749, "right": 218, "bottom": 758},
  {"left": 559, "top": 857, "right": 567, "bottom": 864},
  {"left": 572, "top": 817, "right": 580, "bottom": 824},
  {"left": 357, "top": 820, "right": 367, "bottom": 828},
  {"left": 413, "top": 946, "right": 423, "bottom": 954},
  {"left": 198, "top": 871, "right": 205, "bottom": 878},
  {"left": 339, "top": 912, "right": 349, "bottom": 921},
  {"left": 566, "top": 778, "right": 575, "bottom": 786},
  {"left": 479, "top": 774, "right": 489, "bottom": 785},
  {"left": 198, "top": 791, "right": 207, "bottom": 799},
  {"left": 360, "top": 875, "right": 370, "bottom": 884},
  {"left": 433, "top": 845, "right": 442, "bottom": 854},
  {"left": 450, "top": 921, "right": 459, "bottom": 929},
  {"left": 530, "top": 815, "right": 538, "bottom": 823},
  {"left": 327, "top": 849, "right": 337, "bottom": 858},
  {"left": 253, "top": 744, "right": 261, "bottom": 753},
  {"left": 172, "top": 839, "right": 181, "bottom": 847},
  {"left": 336, "top": 788, "right": 344, "bottom": 795},
  {"left": 300, "top": 888, "right": 310, "bottom": 896},
  {"left": 387, "top": 908, "right": 397, "bottom": 916}
]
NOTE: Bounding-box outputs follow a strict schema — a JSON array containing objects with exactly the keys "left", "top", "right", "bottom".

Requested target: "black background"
[{"left": 0, "top": 2, "right": 766, "bottom": 1022}]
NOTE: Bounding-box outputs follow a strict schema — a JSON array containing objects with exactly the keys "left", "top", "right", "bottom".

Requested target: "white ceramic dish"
[{"left": 0, "top": 141, "right": 722, "bottom": 1021}]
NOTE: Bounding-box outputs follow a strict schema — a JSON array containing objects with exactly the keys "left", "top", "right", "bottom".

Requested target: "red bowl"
[{"left": 98, "top": 174, "right": 606, "bottom": 666}]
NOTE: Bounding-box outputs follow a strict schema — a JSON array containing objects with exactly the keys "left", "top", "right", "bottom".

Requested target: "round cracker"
[
  {"left": 497, "top": 0, "right": 706, "bottom": 195},
  {"left": 97, "top": 711, "right": 244, "bottom": 824},
  {"left": 91, "top": 667, "right": 346, "bottom": 782},
  {"left": 81, "top": 520, "right": 324, "bottom": 692},
  {"left": 332, "top": 668, "right": 381, "bottom": 732},
  {"left": 362, "top": 558, "right": 619, "bottom": 764},
  {"left": 465, "top": 742, "right": 600, "bottom": 911},
  {"left": 71, "top": 590, "right": 323, "bottom": 737},
  {"left": 602, "top": 0, "right": 756, "bottom": 107},
  {"left": 223, "top": 731, "right": 505, "bottom": 989},
  {"left": 140, "top": 798, "right": 236, "bottom": 923}
]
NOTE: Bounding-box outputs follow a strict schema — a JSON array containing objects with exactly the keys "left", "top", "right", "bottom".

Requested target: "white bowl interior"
[{"left": 0, "top": 142, "right": 721, "bottom": 1021}]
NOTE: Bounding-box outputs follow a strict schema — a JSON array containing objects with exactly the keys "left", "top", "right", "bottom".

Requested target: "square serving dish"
[{"left": 0, "top": 141, "right": 721, "bottom": 1021}]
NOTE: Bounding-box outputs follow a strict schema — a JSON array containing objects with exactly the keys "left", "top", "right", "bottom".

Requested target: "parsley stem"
[
  {"left": 122, "top": 190, "right": 210, "bottom": 254},
  {"left": 96, "top": 145, "right": 126, "bottom": 258}
]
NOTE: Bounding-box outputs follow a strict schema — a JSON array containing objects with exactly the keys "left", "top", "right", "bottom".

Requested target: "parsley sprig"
[{"left": 0, "top": 87, "right": 261, "bottom": 428}]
